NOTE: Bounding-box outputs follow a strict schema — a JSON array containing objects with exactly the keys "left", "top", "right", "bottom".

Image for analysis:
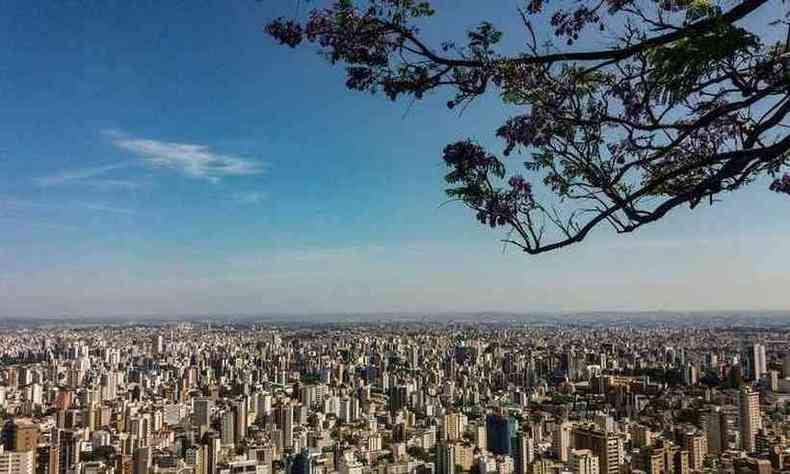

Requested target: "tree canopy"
[{"left": 266, "top": 0, "right": 790, "bottom": 254}]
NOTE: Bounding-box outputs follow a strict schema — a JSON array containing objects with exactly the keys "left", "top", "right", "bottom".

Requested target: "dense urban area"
[{"left": 0, "top": 321, "right": 788, "bottom": 474}]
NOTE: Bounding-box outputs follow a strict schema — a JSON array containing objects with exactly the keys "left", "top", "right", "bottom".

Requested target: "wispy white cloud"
[
  {"left": 72, "top": 202, "right": 137, "bottom": 215},
  {"left": 106, "top": 130, "right": 264, "bottom": 182},
  {"left": 0, "top": 197, "right": 136, "bottom": 215},
  {"left": 34, "top": 163, "right": 142, "bottom": 189},
  {"left": 0, "top": 217, "right": 81, "bottom": 232},
  {"left": 234, "top": 191, "right": 265, "bottom": 205},
  {"left": 74, "top": 178, "right": 145, "bottom": 190}
]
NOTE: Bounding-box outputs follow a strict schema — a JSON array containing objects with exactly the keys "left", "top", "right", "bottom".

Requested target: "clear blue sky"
[{"left": 1, "top": 0, "right": 788, "bottom": 317}]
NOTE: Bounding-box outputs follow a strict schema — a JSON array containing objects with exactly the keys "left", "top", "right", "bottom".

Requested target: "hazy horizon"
[{"left": 5, "top": 309, "right": 790, "bottom": 323}]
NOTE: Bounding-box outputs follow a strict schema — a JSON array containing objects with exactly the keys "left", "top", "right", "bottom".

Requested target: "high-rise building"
[
  {"left": 277, "top": 403, "right": 294, "bottom": 450},
  {"left": 194, "top": 399, "right": 213, "bottom": 427},
  {"left": 769, "top": 370, "right": 780, "bottom": 392},
  {"left": 0, "top": 447, "right": 35, "bottom": 474},
  {"left": 571, "top": 449, "right": 600, "bottom": 474},
  {"left": 573, "top": 426, "right": 623, "bottom": 474},
  {"left": 514, "top": 432, "right": 534, "bottom": 474},
  {"left": 443, "top": 413, "right": 466, "bottom": 442},
  {"left": 633, "top": 440, "right": 685, "bottom": 474},
  {"left": 634, "top": 443, "right": 665, "bottom": 474},
  {"left": 735, "top": 457, "right": 772, "bottom": 474},
  {"left": 55, "top": 430, "right": 78, "bottom": 474},
  {"left": 0, "top": 421, "right": 38, "bottom": 474},
  {"left": 132, "top": 447, "right": 151, "bottom": 474},
  {"left": 703, "top": 408, "right": 725, "bottom": 455},
  {"left": 739, "top": 388, "right": 761, "bottom": 452},
  {"left": 552, "top": 422, "right": 573, "bottom": 463},
  {"left": 630, "top": 425, "right": 655, "bottom": 448},
  {"left": 290, "top": 449, "right": 320, "bottom": 474},
  {"left": 34, "top": 445, "right": 57, "bottom": 474},
  {"left": 473, "top": 424, "right": 487, "bottom": 453},
  {"left": 453, "top": 444, "right": 475, "bottom": 472},
  {"left": 486, "top": 414, "right": 516, "bottom": 457},
  {"left": 685, "top": 365, "right": 699, "bottom": 386},
  {"left": 257, "top": 393, "right": 272, "bottom": 417},
  {"left": 203, "top": 432, "right": 220, "bottom": 474},
  {"left": 220, "top": 411, "right": 235, "bottom": 446},
  {"left": 706, "top": 353, "right": 719, "bottom": 369},
  {"left": 435, "top": 442, "right": 457, "bottom": 474},
  {"left": 154, "top": 335, "right": 164, "bottom": 355},
  {"left": 3, "top": 421, "right": 38, "bottom": 453},
  {"left": 594, "top": 414, "right": 614, "bottom": 433},
  {"left": 232, "top": 399, "right": 248, "bottom": 444},
  {"left": 750, "top": 344, "right": 767, "bottom": 380},
  {"left": 683, "top": 433, "right": 707, "bottom": 471},
  {"left": 389, "top": 385, "right": 408, "bottom": 413},
  {"left": 100, "top": 372, "right": 118, "bottom": 402},
  {"left": 674, "top": 449, "right": 690, "bottom": 474},
  {"left": 338, "top": 398, "right": 352, "bottom": 424}
]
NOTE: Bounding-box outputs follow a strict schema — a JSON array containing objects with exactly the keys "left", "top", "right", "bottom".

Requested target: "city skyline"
[{"left": 0, "top": 320, "right": 787, "bottom": 474}]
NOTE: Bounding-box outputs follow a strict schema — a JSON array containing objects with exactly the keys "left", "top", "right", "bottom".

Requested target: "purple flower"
[
  {"left": 769, "top": 173, "right": 790, "bottom": 195},
  {"left": 508, "top": 175, "right": 532, "bottom": 194}
]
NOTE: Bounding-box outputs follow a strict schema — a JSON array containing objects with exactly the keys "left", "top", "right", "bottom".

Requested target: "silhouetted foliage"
[{"left": 267, "top": 0, "right": 790, "bottom": 254}]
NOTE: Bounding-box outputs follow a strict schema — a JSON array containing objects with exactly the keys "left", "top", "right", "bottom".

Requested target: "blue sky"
[{"left": 1, "top": 0, "right": 788, "bottom": 317}]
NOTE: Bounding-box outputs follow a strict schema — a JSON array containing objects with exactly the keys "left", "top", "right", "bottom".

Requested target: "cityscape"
[
  {"left": 0, "top": 320, "right": 788, "bottom": 474},
  {"left": 2, "top": 2, "right": 790, "bottom": 474}
]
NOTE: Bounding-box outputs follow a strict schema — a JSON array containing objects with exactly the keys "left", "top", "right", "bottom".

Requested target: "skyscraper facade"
[
  {"left": 485, "top": 414, "right": 516, "bottom": 457},
  {"left": 739, "top": 388, "right": 761, "bottom": 452}
]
